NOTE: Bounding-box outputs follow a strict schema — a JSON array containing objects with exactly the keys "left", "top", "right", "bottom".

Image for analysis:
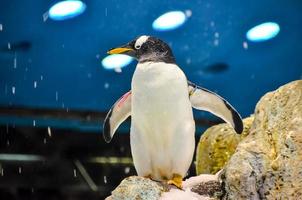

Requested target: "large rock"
[
  {"left": 196, "top": 117, "right": 253, "bottom": 174},
  {"left": 223, "top": 80, "right": 302, "bottom": 199},
  {"left": 106, "top": 173, "right": 223, "bottom": 200}
]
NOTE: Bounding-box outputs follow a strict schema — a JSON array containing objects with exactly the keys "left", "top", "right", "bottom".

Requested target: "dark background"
[{"left": 0, "top": 0, "right": 301, "bottom": 199}]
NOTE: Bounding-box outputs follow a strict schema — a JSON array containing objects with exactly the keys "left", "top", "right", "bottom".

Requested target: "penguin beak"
[{"left": 107, "top": 44, "right": 136, "bottom": 57}]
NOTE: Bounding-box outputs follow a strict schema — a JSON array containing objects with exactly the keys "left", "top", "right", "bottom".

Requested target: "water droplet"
[
  {"left": 62, "top": 103, "right": 65, "bottom": 108},
  {"left": 33, "top": 120, "right": 36, "bottom": 127},
  {"left": 124, "top": 167, "right": 130, "bottom": 174},
  {"left": 34, "top": 81, "right": 37, "bottom": 88},
  {"left": 18, "top": 167, "right": 22, "bottom": 174},
  {"left": 214, "top": 32, "right": 219, "bottom": 38},
  {"left": 40, "top": 75, "right": 43, "bottom": 80},
  {"left": 6, "top": 140, "right": 9, "bottom": 146},
  {"left": 0, "top": 24, "right": 2, "bottom": 31},
  {"left": 114, "top": 67, "right": 122, "bottom": 73},
  {"left": 186, "top": 58, "right": 191, "bottom": 65},
  {"left": 87, "top": 73, "right": 92, "bottom": 78},
  {"left": 13, "top": 53, "right": 17, "bottom": 68},
  {"left": 185, "top": 9, "right": 192, "bottom": 17},
  {"left": 31, "top": 188, "right": 34, "bottom": 193},
  {"left": 104, "top": 82, "right": 110, "bottom": 89},
  {"left": 210, "top": 21, "right": 215, "bottom": 27},
  {"left": 243, "top": 41, "right": 248, "bottom": 49},
  {"left": 12, "top": 86, "right": 15, "bottom": 95},
  {"left": 47, "top": 127, "right": 52, "bottom": 137},
  {"left": 1, "top": 168, "right": 4, "bottom": 176},
  {"left": 96, "top": 54, "right": 100, "bottom": 59},
  {"left": 43, "top": 138, "right": 47, "bottom": 144},
  {"left": 214, "top": 39, "right": 219, "bottom": 46},
  {"left": 105, "top": 8, "right": 108, "bottom": 16},
  {"left": 7, "top": 43, "right": 11, "bottom": 50},
  {"left": 73, "top": 169, "right": 77, "bottom": 177},
  {"left": 43, "top": 12, "right": 49, "bottom": 22},
  {"left": 55, "top": 91, "right": 59, "bottom": 101},
  {"left": 103, "top": 175, "right": 107, "bottom": 184}
]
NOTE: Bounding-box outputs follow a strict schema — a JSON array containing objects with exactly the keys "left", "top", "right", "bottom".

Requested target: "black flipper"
[
  {"left": 103, "top": 91, "right": 132, "bottom": 143},
  {"left": 188, "top": 81, "right": 243, "bottom": 134}
]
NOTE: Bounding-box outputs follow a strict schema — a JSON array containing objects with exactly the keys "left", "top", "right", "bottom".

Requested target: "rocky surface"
[
  {"left": 106, "top": 173, "right": 223, "bottom": 200},
  {"left": 223, "top": 80, "right": 302, "bottom": 199},
  {"left": 106, "top": 176, "right": 165, "bottom": 200},
  {"left": 196, "top": 116, "right": 253, "bottom": 174}
]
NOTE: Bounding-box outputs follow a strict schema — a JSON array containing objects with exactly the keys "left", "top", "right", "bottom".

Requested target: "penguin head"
[{"left": 108, "top": 35, "right": 175, "bottom": 63}]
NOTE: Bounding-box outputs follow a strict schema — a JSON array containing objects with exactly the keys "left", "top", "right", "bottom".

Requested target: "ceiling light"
[
  {"left": 49, "top": 0, "right": 86, "bottom": 21},
  {"left": 152, "top": 11, "right": 187, "bottom": 31},
  {"left": 102, "top": 54, "right": 134, "bottom": 70},
  {"left": 246, "top": 22, "right": 280, "bottom": 42}
]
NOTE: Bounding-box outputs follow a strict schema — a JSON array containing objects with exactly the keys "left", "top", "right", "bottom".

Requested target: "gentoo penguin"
[{"left": 103, "top": 35, "right": 243, "bottom": 188}]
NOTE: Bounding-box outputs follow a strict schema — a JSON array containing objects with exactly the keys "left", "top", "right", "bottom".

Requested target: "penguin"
[{"left": 103, "top": 35, "right": 243, "bottom": 188}]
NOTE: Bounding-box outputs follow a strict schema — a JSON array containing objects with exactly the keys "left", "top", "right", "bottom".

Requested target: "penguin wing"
[
  {"left": 188, "top": 81, "right": 243, "bottom": 134},
  {"left": 103, "top": 91, "right": 131, "bottom": 143}
]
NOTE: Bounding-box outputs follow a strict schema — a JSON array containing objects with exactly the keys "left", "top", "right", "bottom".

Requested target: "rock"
[
  {"left": 109, "top": 176, "right": 165, "bottom": 200},
  {"left": 196, "top": 117, "right": 253, "bottom": 174},
  {"left": 223, "top": 80, "right": 302, "bottom": 199},
  {"left": 107, "top": 173, "right": 223, "bottom": 200}
]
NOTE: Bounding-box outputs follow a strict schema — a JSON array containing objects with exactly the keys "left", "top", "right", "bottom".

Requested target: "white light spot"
[
  {"left": 33, "top": 120, "right": 36, "bottom": 127},
  {"left": 73, "top": 169, "right": 77, "bottom": 177},
  {"left": 210, "top": 21, "right": 215, "bottom": 27},
  {"left": 124, "top": 167, "right": 130, "bottom": 174},
  {"left": 186, "top": 58, "right": 191, "bottom": 65},
  {"left": 43, "top": 138, "right": 47, "bottom": 144},
  {"left": 49, "top": 0, "right": 86, "bottom": 21},
  {"left": 214, "top": 32, "right": 219, "bottom": 38},
  {"left": 185, "top": 9, "right": 192, "bottom": 18},
  {"left": 114, "top": 67, "right": 122, "bottom": 73},
  {"left": 104, "top": 82, "right": 109, "bottom": 89},
  {"left": 18, "top": 167, "right": 22, "bottom": 174},
  {"left": 0, "top": 24, "right": 3, "bottom": 31},
  {"left": 43, "top": 12, "right": 49, "bottom": 22},
  {"left": 152, "top": 11, "right": 187, "bottom": 31},
  {"left": 214, "top": 39, "right": 219, "bottom": 46},
  {"left": 246, "top": 22, "right": 280, "bottom": 42},
  {"left": 40, "top": 75, "right": 43, "bottom": 80},
  {"left": 243, "top": 41, "right": 248, "bottom": 49},
  {"left": 12, "top": 86, "right": 15, "bottom": 95},
  {"left": 34, "top": 81, "right": 37, "bottom": 88},
  {"left": 102, "top": 54, "right": 133, "bottom": 70},
  {"left": 104, "top": 175, "right": 107, "bottom": 184},
  {"left": 13, "top": 53, "right": 17, "bottom": 69},
  {"left": 55, "top": 91, "right": 59, "bottom": 101},
  {"left": 1, "top": 168, "right": 3, "bottom": 176},
  {"left": 7, "top": 43, "right": 11, "bottom": 50},
  {"left": 47, "top": 127, "right": 52, "bottom": 137}
]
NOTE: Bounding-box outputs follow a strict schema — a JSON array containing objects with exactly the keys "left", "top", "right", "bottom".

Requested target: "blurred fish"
[
  {"left": 203, "top": 63, "right": 229, "bottom": 73},
  {"left": 2, "top": 41, "right": 31, "bottom": 52}
]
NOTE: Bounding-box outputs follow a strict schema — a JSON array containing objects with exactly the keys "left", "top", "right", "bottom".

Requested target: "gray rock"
[
  {"left": 223, "top": 80, "right": 302, "bottom": 200},
  {"left": 109, "top": 176, "right": 165, "bottom": 200}
]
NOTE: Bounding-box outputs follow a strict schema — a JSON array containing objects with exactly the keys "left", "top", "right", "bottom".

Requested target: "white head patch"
[{"left": 135, "top": 35, "right": 149, "bottom": 49}]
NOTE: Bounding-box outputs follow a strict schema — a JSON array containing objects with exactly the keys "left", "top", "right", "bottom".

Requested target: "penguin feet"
[{"left": 167, "top": 173, "right": 183, "bottom": 189}]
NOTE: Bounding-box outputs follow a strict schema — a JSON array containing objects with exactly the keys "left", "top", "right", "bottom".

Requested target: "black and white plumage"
[{"left": 103, "top": 35, "right": 243, "bottom": 188}]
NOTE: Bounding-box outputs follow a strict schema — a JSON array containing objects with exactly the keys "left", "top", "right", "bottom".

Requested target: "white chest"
[{"left": 131, "top": 62, "right": 193, "bottom": 129}]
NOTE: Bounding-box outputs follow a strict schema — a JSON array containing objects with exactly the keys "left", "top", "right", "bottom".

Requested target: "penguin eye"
[{"left": 135, "top": 45, "right": 141, "bottom": 49}]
